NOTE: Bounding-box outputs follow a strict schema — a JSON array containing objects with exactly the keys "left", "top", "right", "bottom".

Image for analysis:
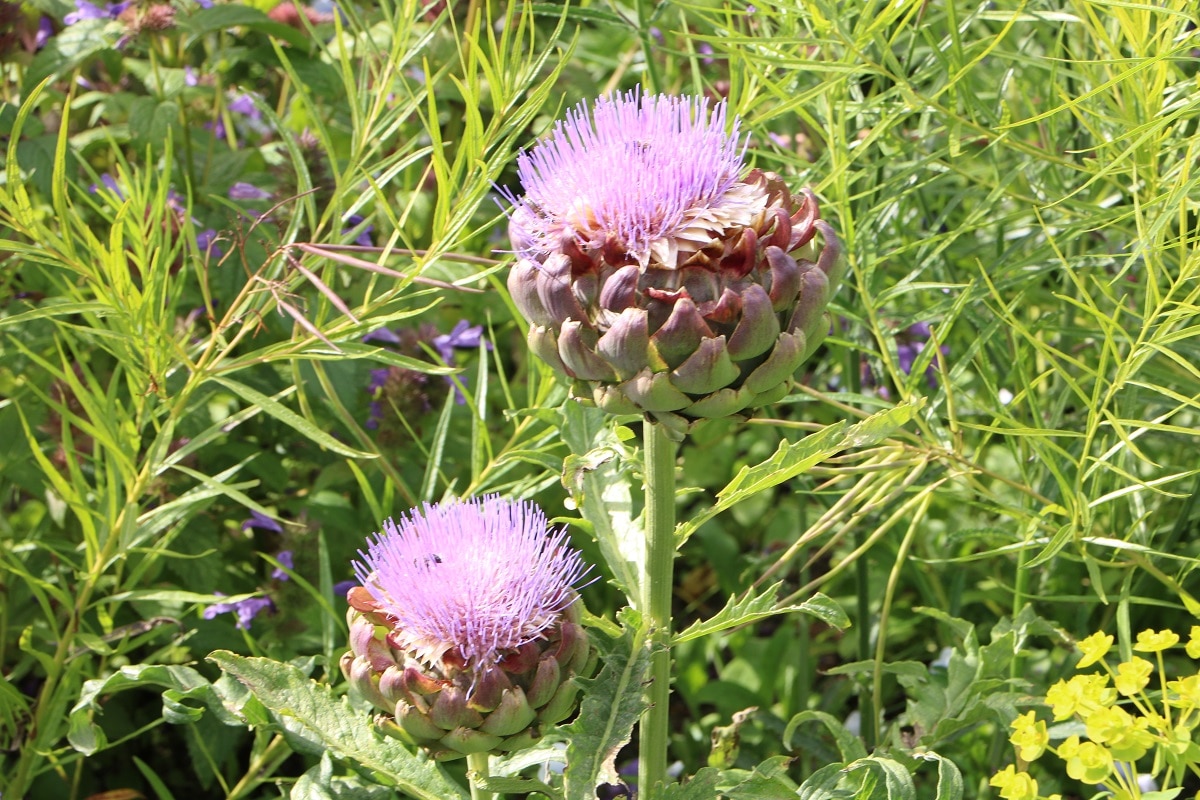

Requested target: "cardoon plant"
[
  {"left": 342, "top": 496, "right": 594, "bottom": 783},
  {"left": 504, "top": 89, "right": 843, "bottom": 795},
  {"left": 505, "top": 90, "right": 842, "bottom": 434}
]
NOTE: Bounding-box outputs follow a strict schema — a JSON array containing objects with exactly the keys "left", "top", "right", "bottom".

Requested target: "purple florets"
[
  {"left": 64, "top": 0, "right": 128, "bottom": 25},
  {"left": 505, "top": 89, "right": 747, "bottom": 263},
  {"left": 241, "top": 509, "right": 283, "bottom": 533},
  {"left": 353, "top": 496, "right": 588, "bottom": 672},
  {"left": 203, "top": 593, "right": 274, "bottom": 629}
]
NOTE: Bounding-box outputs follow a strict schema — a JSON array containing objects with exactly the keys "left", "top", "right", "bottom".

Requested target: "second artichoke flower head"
[
  {"left": 343, "top": 496, "right": 594, "bottom": 760},
  {"left": 505, "top": 87, "right": 844, "bottom": 432}
]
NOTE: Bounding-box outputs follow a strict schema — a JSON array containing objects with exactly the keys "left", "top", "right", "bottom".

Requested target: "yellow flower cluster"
[{"left": 990, "top": 626, "right": 1200, "bottom": 800}]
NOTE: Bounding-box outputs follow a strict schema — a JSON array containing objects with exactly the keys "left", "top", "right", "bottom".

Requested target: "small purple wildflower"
[
  {"left": 196, "top": 228, "right": 222, "bottom": 258},
  {"left": 166, "top": 188, "right": 189, "bottom": 216},
  {"left": 698, "top": 41, "right": 715, "bottom": 65},
  {"left": 364, "top": 400, "right": 384, "bottom": 430},
  {"left": 896, "top": 322, "right": 947, "bottom": 388},
  {"left": 860, "top": 322, "right": 948, "bottom": 399},
  {"left": 364, "top": 366, "right": 430, "bottom": 430},
  {"left": 207, "top": 118, "right": 227, "bottom": 141},
  {"left": 432, "top": 320, "right": 490, "bottom": 366},
  {"left": 433, "top": 320, "right": 492, "bottom": 404},
  {"left": 332, "top": 579, "right": 357, "bottom": 598},
  {"left": 64, "top": 0, "right": 110, "bottom": 25},
  {"left": 89, "top": 173, "right": 124, "bottom": 199},
  {"left": 195, "top": 0, "right": 213, "bottom": 7},
  {"left": 271, "top": 550, "right": 294, "bottom": 581},
  {"left": 35, "top": 17, "right": 54, "bottom": 49},
  {"left": 362, "top": 327, "right": 403, "bottom": 345},
  {"left": 366, "top": 367, "right": 391, "bottom": 394},
  {"left": 184, "top": 66, "right": 199, "bottom": 86},
  {"left": 505, "top": 90, "right": 747, "bottom": 266},
  {"left": 353, "top": 496, "right": 588, "bottom": 672},
  {"left": 228, "top": 92, "right": 261, "bottom": 121},
  {"left": 341, "top": 214, "right": 374, "bottom": 246},
  {"left": 229, "top": 182, "right": 273, "bottom": 201},
  {"left": 241, "top": 509, "right": 283, "bottom": 534},
  {"left": 203, "top": 593, "right": 274, "bottom": 629}
]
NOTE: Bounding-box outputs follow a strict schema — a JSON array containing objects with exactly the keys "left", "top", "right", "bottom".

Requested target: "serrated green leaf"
[
  {"left": 783, "top": 710, "right": 868, "bottom": 763},
  {"left": 560, "top": 402, "right": 642, "bottom": 600},
  {"left": 844, "top": 756, "right": 915, "bottom": 799},
  {"left": 208, "top": 651, "right": 468, "bottom": 800},
  {"left": 660, "top": 767, "right": 721, "bottom": 799},
  {"left": 68, "top": 664, "right": 229, "bottom": 755},
  {"left": 796, "top": 762, "right": 856, "bottom": 800},
  {"left": 674, "top": 587, "right": 849, "bottom": 644},
  {"left": 563, "top": 609, "right": 651, "bottom": 800},
  {"left": 292, "top": 753, "right": 396, "bottom": 800},
  {"left": 478, "top": 775, "right": 559, "bottom": 796},
  {"left": 677, "top": 401, "right": 922, "bottom": 544},
  {"left": 717, "top": 756, "right": 800, "bottom": 799},
  {"left": 914, "top": 751, "right": 963, "bottom": 800}
]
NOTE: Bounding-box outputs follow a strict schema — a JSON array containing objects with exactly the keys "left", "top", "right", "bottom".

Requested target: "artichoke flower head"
[
  {"left": 342, "top": 496, "right": 594, "bottom": 760},
  {"left": 505, "top": 89, "right": 843, "bottom": 432}
]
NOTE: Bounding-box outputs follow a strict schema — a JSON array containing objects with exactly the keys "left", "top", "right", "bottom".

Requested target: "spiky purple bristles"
[
  {"left": 506, "top": 90, "right": 748, "bottom": 263},
  {"left": 353, "top": 496, "right": 588, "bottom": 672}
]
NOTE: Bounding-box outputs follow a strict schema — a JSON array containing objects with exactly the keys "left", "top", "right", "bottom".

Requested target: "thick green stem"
[
  {"left": 638, "top": 423, "right": 677, "bottom": 798},
  {"left": 467, "top": 752, "right": 495, "bottom": 800}
]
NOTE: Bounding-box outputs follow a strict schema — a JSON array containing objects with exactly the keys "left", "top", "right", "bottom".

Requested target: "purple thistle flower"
[
  {"left": 203, "top": 593, "right": 274, "bottom": 629},
  {"left": 241, "top": 509, "right": 283, "bottom": 534},
  {"left": 229, "top": 181, "right": 273, "bottom": 201},
  {"left": 271, "top": 550, "right": 294, "bottom": 581},
  {"left": 352, "top": 496, "right": 588, "bottom": 674},
  {"left": 505, "top": 90, "right": 749, "bottom": 266}
]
